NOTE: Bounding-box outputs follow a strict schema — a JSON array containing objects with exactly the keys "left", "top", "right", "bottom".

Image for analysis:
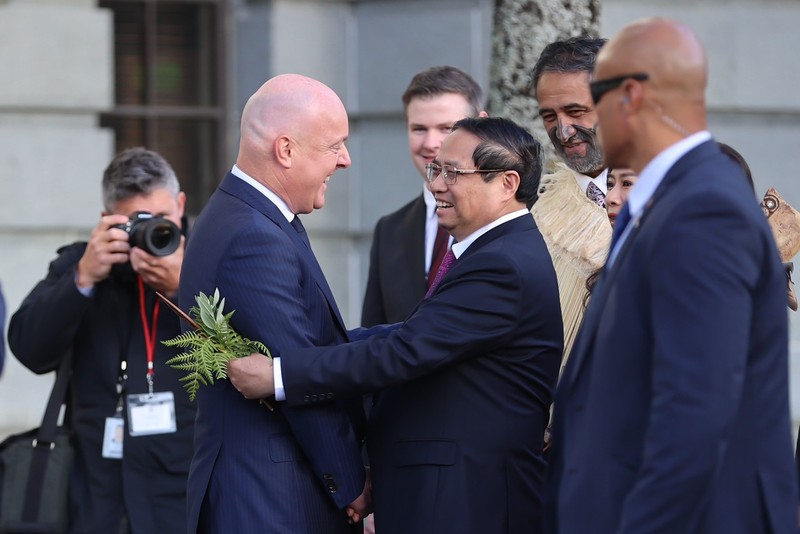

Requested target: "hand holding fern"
[{"left": 228, "top": 353, "right": 275, "bottom": 399}]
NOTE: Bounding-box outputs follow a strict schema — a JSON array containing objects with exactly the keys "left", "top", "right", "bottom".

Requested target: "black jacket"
[{"left": 8, "top": 242, "right": 195, "bottom": 534}]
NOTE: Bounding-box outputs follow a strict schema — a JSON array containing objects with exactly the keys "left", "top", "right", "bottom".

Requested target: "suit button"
[
  {"left": 328, "top": 483, "right": 337, "bottom": 494},
  {"left": 326, "top": 393, "right": 333, "bottom": 399},
  {"left": 303, "top": 395, "right": 310, "bottom": 403},
  {"left": 311, "top": 394, "right": 318, "bottom": 401},
  {"left": 322, "top": 473, "right": 333, "bottom": 481}
]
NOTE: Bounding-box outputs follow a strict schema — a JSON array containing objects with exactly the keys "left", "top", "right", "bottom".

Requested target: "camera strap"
[{"left": 137, "top": 276, "right": 161, "bottom": 395}]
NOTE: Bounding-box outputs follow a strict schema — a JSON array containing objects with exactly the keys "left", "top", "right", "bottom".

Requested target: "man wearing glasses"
[
  {"left": 545, "top": 18, "right": 798, "bottom": 533},
  {"left": 361, "top": 66, "right": 486, "bottom": 328},
  {"left": 228, "top": 117, "right": 563, "bottom": 534},
  {"left": 528, "top": 36, "right": 613, "bottom": 362}
]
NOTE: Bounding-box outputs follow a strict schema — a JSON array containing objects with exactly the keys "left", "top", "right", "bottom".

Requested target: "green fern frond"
[
  {"left": 161, "top": 287, "right": 272, "bottom": 402},
  {"left": 162, "top": 330, "right": 205, "bottom": 349}
]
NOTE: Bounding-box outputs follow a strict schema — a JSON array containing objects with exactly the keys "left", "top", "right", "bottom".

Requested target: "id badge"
[
  {"left": 126, "top": 391, "right": 177, "bottom": 436},
  {"left": 102, "top": 416, "right": 124, "bottom": 459}
]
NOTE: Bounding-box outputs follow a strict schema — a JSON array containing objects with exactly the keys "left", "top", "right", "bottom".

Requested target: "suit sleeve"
[
  {"left": 213, "top": 224, "right": 365, "bottom": 508},
  {"left": 360, "top": 217, "right": 388, "bottom": 327},
  {"left": 8, "top": 245, "right": 91, "bottom": 374},
  {"left": 616, "top": 195, "right": 771, "bottom": 532},
  {"left": 281, "top": 248, "right": 557, "bottom": 403}
]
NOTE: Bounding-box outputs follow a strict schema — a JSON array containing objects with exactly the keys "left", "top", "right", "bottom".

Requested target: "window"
[{"left": 99, "top": 0, "right": 226, "bottom": 215}]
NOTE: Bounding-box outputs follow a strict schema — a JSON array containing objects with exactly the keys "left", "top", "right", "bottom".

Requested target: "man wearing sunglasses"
[{"left": 546, "top": 17, "right": 798, "bottom": 534}]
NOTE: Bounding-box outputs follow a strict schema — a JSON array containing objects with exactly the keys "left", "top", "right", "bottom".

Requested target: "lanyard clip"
[{"left": 146, "top": 361, "right": 154, "bottom": 396}]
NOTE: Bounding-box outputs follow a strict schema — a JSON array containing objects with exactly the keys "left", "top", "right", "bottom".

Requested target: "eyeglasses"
[
  {"left": 589, "top": 73, "right": 649, "bottom": 105},
  {"left": 425, "top": 162, "right": 507, "bottom": 185}
]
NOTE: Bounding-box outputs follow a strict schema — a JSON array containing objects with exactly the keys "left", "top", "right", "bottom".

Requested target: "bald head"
[
  {"left": 238, "top": 74, "right": 346, "bottom": 164},
  {"left": 236, "top": 74, "right": 352, "bottom": 214},
  {"left": 594, "top": 18, "right": 709, "bottom": 171},
  {"left": 599, "top": 18, "right": 707, "bottom": 110}
]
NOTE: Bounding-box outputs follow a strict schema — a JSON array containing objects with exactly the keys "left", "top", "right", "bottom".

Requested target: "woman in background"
[
  {"left": 584, "top": 168, "right": 639, "bottom": 302},
  {"left": 605, "top": 168, "right": 639, "bottom": 227}
]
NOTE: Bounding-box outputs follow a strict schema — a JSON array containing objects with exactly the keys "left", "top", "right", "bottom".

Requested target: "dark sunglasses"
[{"left": 589, "top": 73, "right": 649, "bottom": 105}]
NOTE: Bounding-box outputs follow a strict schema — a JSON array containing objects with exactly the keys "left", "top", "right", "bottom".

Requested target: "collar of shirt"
[
  {"left": 573, "top": 168, "right": 609, "bottom": 195},
  {"left": 451, "top": 209, "right": 529, "bottom": 259},
  {"left": 626, "top": 131, "right": 712, "bottom": 220},
  {"left": 422, "top": 183, "right": 437, "bottom": 220},
  {"left": 231, "top": 165, "right": 295, "bottom": 223}
]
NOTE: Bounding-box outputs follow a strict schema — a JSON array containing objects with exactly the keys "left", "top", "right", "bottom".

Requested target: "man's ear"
[
  {"left": 478, "top": 110, "right": 489, "bottom": 118},
  {"left": 502, "top": 170, "right": 521, "bottom": 198},
  {"left": 176, "top": 191, "right": 187, "bottom": 218},
  {"left": 274, "top": 134, "right": 294, "bottom": 169}
]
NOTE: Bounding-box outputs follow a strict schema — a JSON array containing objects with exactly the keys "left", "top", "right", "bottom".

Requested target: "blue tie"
[{"left": 610, "top": 203, "right": 631, "bottom": 251}]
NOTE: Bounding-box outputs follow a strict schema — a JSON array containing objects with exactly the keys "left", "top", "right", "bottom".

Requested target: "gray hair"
[
  {"left": 102, "top": 147, "right": 180, "bottom": 210},
  {"left": 529, "top": 36, "right": 607, "bottom": 99}
]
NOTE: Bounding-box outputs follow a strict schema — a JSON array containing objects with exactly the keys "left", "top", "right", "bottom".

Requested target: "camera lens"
[{"left": 128, "top": 216, "right": 181, "bottom": 256}]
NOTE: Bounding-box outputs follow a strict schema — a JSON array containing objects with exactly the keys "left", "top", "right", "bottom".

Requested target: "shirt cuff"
[
  {"left": 74, "top": 269, "right": 94, "bottom": 298},
  {"left": 274, "top": 357, "right": 285, "bottom": 401}
]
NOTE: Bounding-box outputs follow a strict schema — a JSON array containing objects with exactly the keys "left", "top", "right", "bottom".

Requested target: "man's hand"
[
  {"left": 130, "top": 235, "right": 185, "bottom": 296},
  {"left": 76, "top": 214, "right": 132, "bottom": 289},
  {"left": 346, "top": 468, "right": 372, "bottom": 524},
  {"left": 228, "top": 353, "right": 275, "bottom": 399}
]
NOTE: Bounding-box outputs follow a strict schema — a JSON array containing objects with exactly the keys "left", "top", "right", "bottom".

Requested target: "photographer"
[{"left": 8, "top": 147, "right": 195, "bottom": 534}]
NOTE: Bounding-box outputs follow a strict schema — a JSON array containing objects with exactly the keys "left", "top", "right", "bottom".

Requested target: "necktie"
[
  {"left": 586, "top": 181, "right": 606, "bottom": 208},
  {"left": 427, "top": 226, "right": 450, "bottom": 289},
  {"left": 291, "top": 216, "right": 310, "bottom": 248},
  {"left": 425, "top": 249, "right": 456, "bottom": 298},
  {"left": 609, "top": 203, "right": 631, "bottom": 251}
]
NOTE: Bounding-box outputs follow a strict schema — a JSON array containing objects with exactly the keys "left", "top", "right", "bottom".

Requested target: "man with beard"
[{"left": 528, "top": 36, "right": 613, "bottom": 362}]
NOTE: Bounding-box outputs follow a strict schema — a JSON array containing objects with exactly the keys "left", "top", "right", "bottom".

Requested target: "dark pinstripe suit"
[{"left": 180, "top": 173, "right": 365, "bottom": 533}]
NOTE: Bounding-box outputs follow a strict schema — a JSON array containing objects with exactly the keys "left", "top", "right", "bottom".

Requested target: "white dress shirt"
[
  {"left": 573, "top": 168, "right": 609, "bottom": 195},
  {"left": 231, "top": 165, "right": 294, "bottom": 223}
]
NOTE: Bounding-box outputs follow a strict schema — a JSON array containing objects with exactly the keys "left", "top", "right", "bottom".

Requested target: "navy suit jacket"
[
  {"left": 361, "top": 194, "right": 427, "bottom": 326},
  {"left": 179, "top": 173, "right": 366, "bottom": 534},
  {"left": 282, "top": 214, "right": 563, "bottom": 534},
  {"left": 546, "top": 140, "right": 798, "bottom": 533}
]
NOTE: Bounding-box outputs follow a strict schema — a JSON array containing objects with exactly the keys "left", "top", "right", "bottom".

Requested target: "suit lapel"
[
  {"left": 563, "top": 140, "right": 721, "bottom": 387},
  {"left": 404, "top": 195, "right": 427, "bottom": 291},
  {"left": 219, "top": 174, "right": 348, "bottom": 333}
]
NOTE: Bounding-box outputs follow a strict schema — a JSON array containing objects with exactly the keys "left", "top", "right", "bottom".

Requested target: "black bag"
[{"left": 0, "top": 356, "right": 73, "bottom": 533}]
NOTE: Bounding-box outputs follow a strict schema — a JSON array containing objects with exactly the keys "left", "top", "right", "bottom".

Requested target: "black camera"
[{"left": 113, "top": 211, "right": 181, "bottom": 257}]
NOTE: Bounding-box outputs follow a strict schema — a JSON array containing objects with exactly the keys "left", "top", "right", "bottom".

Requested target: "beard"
[{"left": 548, "top": 123, "right": 605, "bottom": 175}]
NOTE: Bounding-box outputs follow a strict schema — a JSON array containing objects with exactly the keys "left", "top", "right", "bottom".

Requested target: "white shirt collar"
[
  {"left": 422, "top": 184, "right": 437, "bottom": 219},
  {"left": 626, "top": 131, "right": 712, "bottom": 219},
  {"left": 573, "top": 168, "right": 608, "bottom": 195},
  {"left": 231, "top": 164, "right": 295, "bottom": 223},
  {"left": 451, "top": 209, "right": 529, "bottom": 258}
]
